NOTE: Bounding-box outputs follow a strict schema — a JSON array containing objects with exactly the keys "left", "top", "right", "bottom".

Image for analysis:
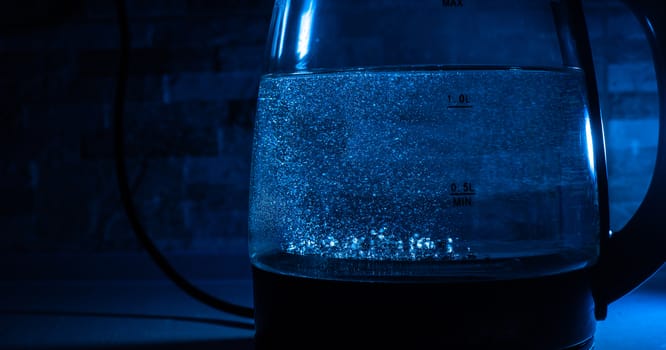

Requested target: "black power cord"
[{"left": 112, "top": 0, "right": 255, "bottom": 321}]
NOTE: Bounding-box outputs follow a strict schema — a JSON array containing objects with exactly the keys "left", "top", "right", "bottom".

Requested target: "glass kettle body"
[
  {"left": 251, "top": 66, "right": 600, "bottom": 281},
  {"left": 250, "top": 0, "right": 601, "bottom": 282},
  {"left": 247, "top": 0, "right": 666, "bottom": 348}
]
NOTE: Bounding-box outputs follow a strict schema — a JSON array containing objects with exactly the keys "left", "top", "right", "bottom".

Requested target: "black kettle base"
[{"left": 251, "top": 266, "right": 597, "bottom": 349}]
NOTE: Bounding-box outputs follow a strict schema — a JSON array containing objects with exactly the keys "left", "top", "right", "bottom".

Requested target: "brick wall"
[
  {"left": 0, "top": 0, "right": 273, "bottom": 253},
  {"left": 0, "top": 0, "right": 659, "bottom": 254}
]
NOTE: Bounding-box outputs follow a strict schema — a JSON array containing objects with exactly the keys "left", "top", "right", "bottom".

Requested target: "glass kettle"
[{"left": 247, "top": 0, "right": 666, "bottom": 348}]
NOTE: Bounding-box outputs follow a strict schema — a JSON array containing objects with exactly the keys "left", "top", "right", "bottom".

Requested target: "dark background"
[
  {"left": 0, "top": 1, "right": 662, "bottom": 349},
  {"left": 0, "top": 0, "right": 659, "bottom": 277},
  {"left": 0, "top": 0, "right": 272, "bottom": 259}
]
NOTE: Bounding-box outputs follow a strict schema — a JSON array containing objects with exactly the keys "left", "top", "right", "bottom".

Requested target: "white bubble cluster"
[{"left": 284, "top": 223, "right": 473, "bottom": 261}]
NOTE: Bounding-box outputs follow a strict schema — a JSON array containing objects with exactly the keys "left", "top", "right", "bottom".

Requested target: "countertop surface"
[{"left": 1, "top": 255, "right": 665, "bottom": 350}]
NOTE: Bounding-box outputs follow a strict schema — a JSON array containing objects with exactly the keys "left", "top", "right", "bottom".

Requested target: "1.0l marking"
[{"left": 448, "top": 93, "right": 472, "bottom": 109}]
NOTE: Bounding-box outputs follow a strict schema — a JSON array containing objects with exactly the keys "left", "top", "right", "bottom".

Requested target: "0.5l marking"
[{"left": 450, "top": 182, "right": 475, "bottom": 207}]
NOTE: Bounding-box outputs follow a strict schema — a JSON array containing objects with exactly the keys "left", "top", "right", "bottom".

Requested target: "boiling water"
[{"left": 248, "top": 67, "right": 600, "bottom": 281}]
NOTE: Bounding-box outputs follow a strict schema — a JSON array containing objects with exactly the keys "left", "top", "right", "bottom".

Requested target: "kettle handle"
[{"left": 583, "top": 0, "right": 666, "bottom": 320}]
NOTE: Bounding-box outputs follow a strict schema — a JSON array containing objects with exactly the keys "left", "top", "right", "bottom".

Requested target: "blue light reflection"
[
  {"left": 584, "top": 111, "right": 595, "bottom": 174},
  {"left": 277, "top": 0, "right": 290, "bottom": 59},
  {"left": 270, "top": 0, "right": 291, "bottom": 60},
  {"left": 296, "top": 0, "right": 315, "bottom": 68}
]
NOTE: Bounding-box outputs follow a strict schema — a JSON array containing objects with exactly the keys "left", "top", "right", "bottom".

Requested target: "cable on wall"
[{"left": 112, "top": 0, "right": 255, "bottom": 321}]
